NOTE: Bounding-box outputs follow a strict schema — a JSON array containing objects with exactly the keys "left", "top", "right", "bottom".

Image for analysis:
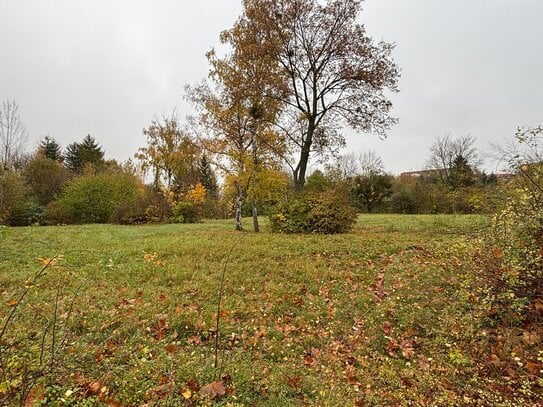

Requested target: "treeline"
[
  {"left": 0, "top": 124, "right": 510, "bottom": 229},
  {"left": 0, "top": 130, "right": 227, "bottom": 226}
]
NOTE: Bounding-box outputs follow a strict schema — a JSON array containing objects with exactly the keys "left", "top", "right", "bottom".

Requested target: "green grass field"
[{"left": 1, "top": 214, "right": 536, "bottom": 406}]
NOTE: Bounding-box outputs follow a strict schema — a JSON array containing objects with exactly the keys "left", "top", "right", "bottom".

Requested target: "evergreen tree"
[
  {"left": 38, "top": 136, "right": 62, "bottom": 161},
  {"left": 197, "top": 154, "right": 218, "bottom": 198},
  {"left": 448, "top": 154, "right": 475, "bottom": 189},
  {"left": 63, "top": 135, "right": 105, "bottom": 173}
]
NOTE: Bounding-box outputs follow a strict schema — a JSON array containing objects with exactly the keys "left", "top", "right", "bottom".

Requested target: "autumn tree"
[
  {"left": 23, "top": 156, "right": 72, "bottom": 205},
  {"left": 136, "top": 113, "right": 200, "bottom": 191},
  {"left": 229, "top": 0, "right": 400, "bottom": 191},
  {"left": 64, "top": 135, "right": 105, "bottom": 173},
  {"left": 0, "top": 100, "right": 29, "bottom": 170},
  {"left": 189, "top": 12, "right": 283, "bottom": 231}
]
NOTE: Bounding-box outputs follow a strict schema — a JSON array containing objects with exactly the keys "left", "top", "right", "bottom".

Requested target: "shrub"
[
  {"left": 144, "top": 187, "right": 174, "bottom": 223},
  {"left": 482, "top": 127, "right": 543, "bottom": 320},
  {"left": 269, "top": 197, "right": 311, "bottom": 233},
  {"left": 307, "top": 188, "right": 358, "bottom": 234},
  {"left": 0, "top": 171, "right": 37, "bottom": 226},
  {"left": 270, "top": 188, "right": 357, "bottom": 234},
  {"left": 173, "top": 201, "right": 201, "bottom": 223},
  {"left": 52, "top": 172, "right": 145, "bottom": 224},
  {"left": 23, "top": 157, "right": 72, "bottom": 205},
  {"left": 43, "top": 200, "right": 74, "bottom": 225}
]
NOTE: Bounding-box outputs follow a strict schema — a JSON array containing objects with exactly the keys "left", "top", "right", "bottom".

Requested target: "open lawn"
[{"left": 0, "top": 215, "right": 538, "bottom": 405}]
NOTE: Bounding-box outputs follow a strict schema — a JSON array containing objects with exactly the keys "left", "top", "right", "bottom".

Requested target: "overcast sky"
[{"left": 1, "top": 0, "right": 542, "bottom": 174}]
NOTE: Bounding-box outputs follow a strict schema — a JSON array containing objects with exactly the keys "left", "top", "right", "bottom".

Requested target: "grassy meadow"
[{"left": 1, "top": 214, "right": 538, "bottom": 406}]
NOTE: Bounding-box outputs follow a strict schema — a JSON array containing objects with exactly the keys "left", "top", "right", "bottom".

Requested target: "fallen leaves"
[
  {"left": 284, "top": 375, "right": 301, "bottom": 391},
  {"left": 199, "top": 381, "right": 226, "bottom": 399},
  {"left": 385, "top": 337, "right": 416, "bottom": 359}
]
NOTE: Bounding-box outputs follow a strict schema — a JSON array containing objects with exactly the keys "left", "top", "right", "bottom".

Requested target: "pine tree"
[
  {"left": 63, "top": 135, "right": 105, "bottom": 173},
  {"left": 38, "top": 136, "right": 62, "bottom": 161},
  {"left": 198, "top": 155, "right": 218, "bottom": 198}
]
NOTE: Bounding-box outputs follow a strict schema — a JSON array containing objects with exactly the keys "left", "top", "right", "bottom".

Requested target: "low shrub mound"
[
  {"left": 270, "top": 188, "right": 357, "bottom": 234},
  {"left": 44, "top": 172, "right": 145, "bottom": 224}
]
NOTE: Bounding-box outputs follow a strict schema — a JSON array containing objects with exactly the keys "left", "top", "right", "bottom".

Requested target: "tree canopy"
[{"left": 226, "top": 0, "right": 400, "bottom": 190}]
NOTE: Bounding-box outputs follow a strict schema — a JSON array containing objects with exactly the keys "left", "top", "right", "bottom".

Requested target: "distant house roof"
[{"left": 400, "top": 169, "right": 444, "bottom": 177}]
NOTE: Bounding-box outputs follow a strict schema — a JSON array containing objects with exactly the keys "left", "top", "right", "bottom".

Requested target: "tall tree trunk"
[
  {"left": 294, "top": 119, "right": 315, "bottom": 192},
  {"left": 234, "top": 184, "right": 243, "bottom": 231},
  {"left": 252, "top": 199, "right": 259, "bottom": 232}
]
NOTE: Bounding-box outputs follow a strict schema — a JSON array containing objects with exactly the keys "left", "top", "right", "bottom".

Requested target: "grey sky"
[{"left": 1, "top": 0, "right": 542, "bottom": 174}]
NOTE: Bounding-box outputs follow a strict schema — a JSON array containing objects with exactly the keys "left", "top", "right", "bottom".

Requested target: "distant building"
[
  {"left": 400, "top": 169, "right": 514, "bottom": 183},
  {"left": 400, "top": 169, "right": 445, "bottom": 178}
]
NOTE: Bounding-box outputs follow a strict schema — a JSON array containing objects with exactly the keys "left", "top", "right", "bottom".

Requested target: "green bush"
[
  {"left": 269, "top": 197, "right": 311, "bottom": 233},
  {"left": 23, "top": 157, "right": 72, "bottom": 206},
  {"left": 0, "top": 171, "right": 37, "bottom": 226},
  {"left": 50, "top": 172, "right": 145, "bottom": 224},
  {"left": 308, "top": 188, "right": 358, "bottom": 234},
  {"left": 173, "top": 200, "right": 202, "bottom": 223},
  {"left": 270, "top": 188, "right": 357, "bottom": 234},
  {"left": 43, "top": 200, "right": 74, "bottom": 225}
]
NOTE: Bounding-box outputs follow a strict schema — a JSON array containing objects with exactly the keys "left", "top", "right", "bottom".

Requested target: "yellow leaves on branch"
[{"left": 185, "top": 182, "right": 206, "bottom": 204}]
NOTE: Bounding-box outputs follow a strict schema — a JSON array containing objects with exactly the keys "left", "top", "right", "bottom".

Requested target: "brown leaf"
[
  {"left": 6, "top": 299, "right": 18, "bottom": 307},
  {"left": 487, "top": 353, "right": 501, "bottom": 367},
  {"left": 304, "top": 354, "right": 314, "bottom": 367},
  {"left": 187, "top": 335, "right": 202, "bottom": 345},
  {"left": 285, "top": 375, "right": 301, "bottom": 390},
  {"left": 87, "top": 381, "right": 102, "bottom": 395},
  {"left": 525, "top": 361, "right": 543, "bottom": 374},
  {"left": 385, "top": 338, "right": 399, "bottom": 358},
  {"left": 382, "top": 321, "right": 393, "bottom": 335},
  {"left": 491, "top": 248, "right": 503, "bottom": 259},
  {"left": 199, "top": 381, "right": 226, "bottom": 399},
  {"left": 186, "top": 379, "right": 200, "bottom": 392},
  {"left": 400, "top": 376, "right": 415, "bottom": 388},
  {"left": 522, "top": 331, "right": 541, "bottom": 346},
  {"left": 24, "top": 386, "right": 46, "bottom": 407},
  {"left": 533, "top": 299, "right": 543, "bottom": 316},
  {"left": 400, "top": 339, "right": 415, "bottom": 359},
  {"left": 165, "top": 343, "right": 178, "bottom": 354},
  {"left": 418, "top": 355, "right": 430, "bottom": 371}
]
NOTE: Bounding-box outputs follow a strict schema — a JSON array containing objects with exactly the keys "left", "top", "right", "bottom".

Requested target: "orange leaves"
[
  {"left": 37, "top": 256, "right": 61, "bottom": 267},
  {"left": 491, "top": 247, "right": 503, "bottom": 259},
  {"left": 143, "top": 252, "right": 163, "bottom": 266},
  {"left": 6, "top": 299, "right": 18, "bottom": 307},
  {"left": 525, "top": 361, "right": 543, "bottom": 375}
]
